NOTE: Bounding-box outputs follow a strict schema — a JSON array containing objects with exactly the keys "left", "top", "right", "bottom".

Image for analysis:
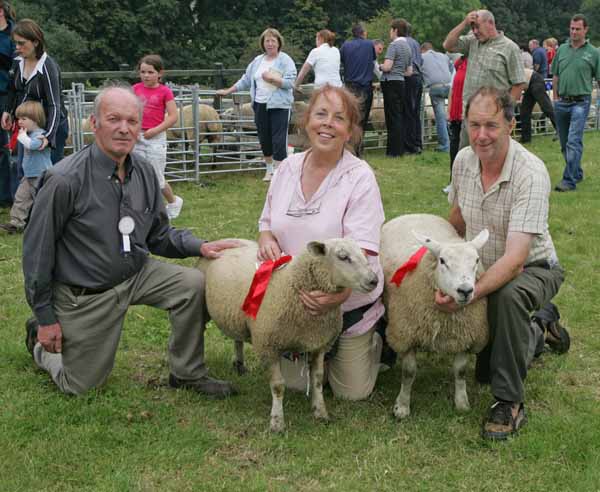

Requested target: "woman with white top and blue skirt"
[{"left": 217, "top": 28, "right": 296, "bottom": 182}]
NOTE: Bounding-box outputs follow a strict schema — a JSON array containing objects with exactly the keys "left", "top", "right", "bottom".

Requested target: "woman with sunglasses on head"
[
  {"left": 257, "top": 84, "right": 386, "bottom": 401},
  {"left": 1, "top": 19, "right": 68, "bottom": 166}
]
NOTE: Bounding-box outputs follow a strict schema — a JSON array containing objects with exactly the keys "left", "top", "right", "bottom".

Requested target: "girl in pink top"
[
  {"left": 132, "top": 55, "right": 181, "bottom": 219},
  {"left": 258, "top": 85, "right": 386, "bottom": 400}
]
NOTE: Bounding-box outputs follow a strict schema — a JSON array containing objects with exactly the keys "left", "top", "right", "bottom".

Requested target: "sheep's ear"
[
  {"left": 307, "top": 241, "right": 327, "bottom": 257},
  {"left": 470, "top": 229, "right": 489, "bottom": 251},
  {"left": 412, "top": 230, "right": 442, "bottom": 257}
]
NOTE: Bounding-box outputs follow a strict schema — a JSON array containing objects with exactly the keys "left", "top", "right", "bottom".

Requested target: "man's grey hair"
[
  {"left": 373, "top": 39, "right": 384, "bottom": 46},
  {"left": 92, "top": 80, "right": 144, "bottom": 120},
  {"left": 477, "top": 10, "right": 495, "bottom": 24}
]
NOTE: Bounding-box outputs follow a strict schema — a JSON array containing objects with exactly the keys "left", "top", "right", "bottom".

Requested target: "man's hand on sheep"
[
  {"left": 258, "top": 232, "right": 282, "bottom": 261},
  {"left": 434, "top": 289, "right": 463, "bottom": 313},
  {"left": 200, "top": 239, "right": 243, "bottom": 259},
  {"left": 299, "top": 288, "right": 352, "bottom": 316}
]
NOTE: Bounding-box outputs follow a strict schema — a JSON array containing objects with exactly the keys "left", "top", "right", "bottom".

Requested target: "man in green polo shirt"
[{"left": 552, "top": 13, "right": 600, "bottom": 192}]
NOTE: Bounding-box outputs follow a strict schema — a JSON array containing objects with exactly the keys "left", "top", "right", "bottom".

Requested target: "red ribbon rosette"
[
  {"left": 242, "top": 255, "right": 292, "bottom": 319},
  {"left": 390, "top": 246, "right": 428, "bottom": 286}
]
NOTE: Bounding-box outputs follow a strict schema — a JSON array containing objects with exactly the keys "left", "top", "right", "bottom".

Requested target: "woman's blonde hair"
[
  {"left": 259, "top": 28, "right": 284, "bottom": 52},
  {"left": 16, "top": 100, "right": 46, "bottom": 128}
]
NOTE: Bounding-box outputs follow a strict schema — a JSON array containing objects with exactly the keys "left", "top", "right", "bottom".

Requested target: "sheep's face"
[
  {"left": 413, "top": 229, "right": 489, "bottom": 305},
  {"left": 307, "top": 238, "right": 378, "bottom": 293}
]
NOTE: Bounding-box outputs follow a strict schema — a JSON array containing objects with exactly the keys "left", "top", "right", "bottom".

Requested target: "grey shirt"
[
  {"left": 421, "top": 49, "right": 453, "bottom": 87},
  {"left": 23, "top": 143, "right": 205, "bottom": 325},
  {"left": 381, "top": 38, "right": 412, "bottom": 81}
]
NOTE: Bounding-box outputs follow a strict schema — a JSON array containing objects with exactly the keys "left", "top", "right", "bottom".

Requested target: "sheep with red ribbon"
[
  {"left": 380, "top": 214, "right": 489, "bottom": 420},
  {"left": 198, "top": 237, "right": 378, "bottom": 432}
]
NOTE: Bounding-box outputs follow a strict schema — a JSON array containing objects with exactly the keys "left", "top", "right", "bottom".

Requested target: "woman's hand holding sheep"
[
  {"left": 434, "top": 289, "right": 461, "bottom": 313},
  {"left": 200, "top": 239, "right": 243, "bottom": 259},
  {"left": 258, "top": 232, "right": 282, "bottom": 261},
  {"left": 299, "top": 288, "right": 352, "bottom": 316}
]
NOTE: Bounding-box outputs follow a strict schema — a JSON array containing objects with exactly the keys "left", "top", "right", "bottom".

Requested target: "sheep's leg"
[
  {"left": 269, "top": 360, "right": 286, "bottom": 433},
  {"left": 453, "top": 352, "right": 470, "bottom": 412},
  {"left": 232, "top": 340, "right": 247, "bottom": 375},
  {"left": 393, "top": 349, "right": 417, "bottom": 420},
  {"left": 309, "top": 350, "right": 329, "bottom": 422}
]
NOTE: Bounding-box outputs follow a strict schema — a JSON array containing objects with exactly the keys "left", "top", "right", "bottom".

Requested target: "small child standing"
[
  {"left": 0, "top": 101, "right": 51, "bottom": 234},
  {"left": 132, "top": 54, "right": 181, "bottom": 219}
]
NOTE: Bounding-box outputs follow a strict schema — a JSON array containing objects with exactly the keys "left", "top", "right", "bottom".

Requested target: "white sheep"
[
  {"left": 199, "top": 237, "right": 378, "bottom": 432},
  {"left": 380, "top": 214, "right": 489, "bottom": 419}
]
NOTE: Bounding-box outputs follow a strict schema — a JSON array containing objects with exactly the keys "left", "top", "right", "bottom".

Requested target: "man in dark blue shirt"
[
  {"left": 529, "top": 39, "right": 548, "bottom": 77},
  {"left": 340, "top": 23, "right": 376, "bottom": 152}
]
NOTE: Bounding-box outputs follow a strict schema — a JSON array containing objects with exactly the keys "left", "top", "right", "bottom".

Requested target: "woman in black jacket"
[{"left": 1, "top": 19, "right": 68, "bottom": 164}]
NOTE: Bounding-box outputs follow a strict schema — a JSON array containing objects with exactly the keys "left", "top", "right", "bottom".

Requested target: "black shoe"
[
  {"left": 481, "top": 400, "right": 527, "bottom": 441},
  {"left": 532, "top": 303, "right": 570, "bottom": 354},
  {"left": 25, "top": 317, "right": 39, "bottom": 355},
  {"left": 168, "top": 373, "right": 238, "bottom": 398}
]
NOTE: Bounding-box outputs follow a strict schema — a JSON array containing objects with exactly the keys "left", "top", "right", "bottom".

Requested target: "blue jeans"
[
  {"left": 554, "top": 97, "right": 591, "bottom": 189},
  {"left": 429, "top": 85, "right": 450, "bottom": 151}
]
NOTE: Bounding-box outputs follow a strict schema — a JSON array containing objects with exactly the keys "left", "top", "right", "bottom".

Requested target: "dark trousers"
[
  {"left": 476, "top": 262, "right": 564, "bottom": 403},
  {"left": 381, "top": 80, "right": 406, "bottom": 157},
  {"left": 344, "top": 82, "right": 373, "bottom": 133},
  {"left": 404, "top": 74, "right": 423, "bottom": 153},
  {"left": 253, "top": 102, "right": 290, "bottom": 161},
  {"left": 345, "top": 82, "right": 373, "bottom": 156},
  {"left": 0, "top": 93, "right": 11, "bottom": 205},
  {"left": 520, "top": 72, "right": 556, "bottom": 143},
  {"left": 448, "top": 120, "right": 462, "bottom": 179}
]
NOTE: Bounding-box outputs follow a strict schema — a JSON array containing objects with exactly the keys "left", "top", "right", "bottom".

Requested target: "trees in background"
[{"left": 10, "top": 0, "right": 600, "bottom": 72}]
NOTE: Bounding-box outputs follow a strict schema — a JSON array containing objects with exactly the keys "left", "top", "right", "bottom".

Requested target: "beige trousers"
[
  {"left": 280, "top": 327, "right": 383, "bottom": 401},
  {"left": 34, "top": 258, "right": 208, "bottom": 395},
  {"left": 10, "top": 176, "right": 39, "bottom": 228}
]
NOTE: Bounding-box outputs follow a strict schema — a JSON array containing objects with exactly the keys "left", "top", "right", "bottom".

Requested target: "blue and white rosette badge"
[{"left": 118, "top": 216, "right": 135, "bottom": 253}]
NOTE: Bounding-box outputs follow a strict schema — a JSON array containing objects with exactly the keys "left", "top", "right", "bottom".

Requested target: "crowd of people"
[{"left": 2, "top": 4, "right": 596, "bottom": 442}]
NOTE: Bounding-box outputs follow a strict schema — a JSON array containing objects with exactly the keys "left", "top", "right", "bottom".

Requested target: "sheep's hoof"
[
  {"left": 455, "top": 396, "right": 470, "bottom": 412},
  {"left": 270, "top": 415, "right": 285, "bottom": 433},
  {"left": 312, "top": 406, "right": 330, "bottom": 422},
  {"left": 393, "top": 404, "right": 411, "bottom": 420},
  {"left": 233, "top": 360, "right": 247, "bottom": 376}
]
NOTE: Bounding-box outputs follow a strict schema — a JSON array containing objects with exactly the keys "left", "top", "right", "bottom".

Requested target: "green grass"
[{"left": 1, "top": 133, "right": 600, "bottom": 491}]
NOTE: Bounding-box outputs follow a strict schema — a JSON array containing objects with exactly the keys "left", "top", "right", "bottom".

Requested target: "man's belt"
[
  {"left": 560, "top": 95, "right": 586, "bottom": 102},
  {"left": 67, "top": 285, "right": 111, "bottom": 296},
  {"left": 429, "top": 83, "right": 450, "bottom": 89}
]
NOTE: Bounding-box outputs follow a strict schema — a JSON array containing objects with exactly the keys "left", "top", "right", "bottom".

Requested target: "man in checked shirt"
[
  {"left": 443, "top": 9, "right": 526, "bottom": 150},
  {"left": 440, "top": 87, "right": 567, "bottom": 441}
]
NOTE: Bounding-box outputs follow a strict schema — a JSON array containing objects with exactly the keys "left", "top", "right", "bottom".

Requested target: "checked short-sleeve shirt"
[
  {"left": 448, "top": 139, "right": 558, "bottom": 270},
  {"left": 457, "top": 33, "right": 525, "bottom": 106}
]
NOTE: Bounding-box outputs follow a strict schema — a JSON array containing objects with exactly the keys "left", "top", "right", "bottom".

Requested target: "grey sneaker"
[
  {"left": 0, "top": 222, "right": 23, "bottom": 234},
  {"left": 168, "top": 374, "right": 238, "bottom": 398}
]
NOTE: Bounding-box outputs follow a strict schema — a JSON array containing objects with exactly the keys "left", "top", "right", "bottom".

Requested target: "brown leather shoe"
[
  {"left": 168, "top": 374, "right": 238, "bottom": 398},
  {"left": 481, "top": 401, "right": 527, "bottom": 441}
]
